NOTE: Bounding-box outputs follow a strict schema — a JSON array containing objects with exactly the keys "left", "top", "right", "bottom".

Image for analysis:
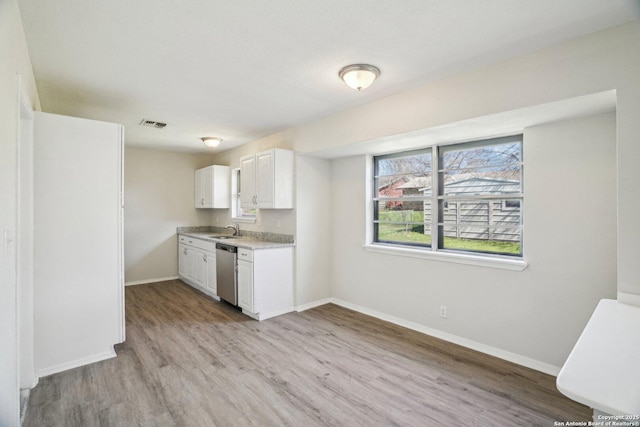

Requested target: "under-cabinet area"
[{"left": 177, "top": 228, "right": 295, "bottom": 321}]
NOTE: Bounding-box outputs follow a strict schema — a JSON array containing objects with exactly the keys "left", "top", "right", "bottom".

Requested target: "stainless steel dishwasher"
[{"left": 216, "top": 243, "right": 237, "bottom": 305}]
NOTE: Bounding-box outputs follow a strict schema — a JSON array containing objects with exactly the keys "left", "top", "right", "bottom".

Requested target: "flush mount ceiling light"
[
  {"left": 339, "top": 64, "right": 381, "bottom": 91},
  {"left": 201, "top": 137, "right": 222, "bottom": 148}
]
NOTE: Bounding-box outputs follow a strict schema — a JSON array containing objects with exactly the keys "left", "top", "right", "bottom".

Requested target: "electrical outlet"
[
  {"left": 276, "top": 218, "right": 281, "bottom": 228},
  {"left": 215, "top": 215, "right": 220, "bottom": 223},
  {"left": 440, "top": 305, "right": 447, "bottom": 319}
]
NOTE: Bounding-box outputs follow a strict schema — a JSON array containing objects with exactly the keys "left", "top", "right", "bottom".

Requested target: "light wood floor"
[{"left": 24, "top": 279, "right": 590, "bottom": 426}]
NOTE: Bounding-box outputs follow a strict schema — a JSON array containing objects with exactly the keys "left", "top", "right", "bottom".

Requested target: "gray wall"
[
  {"left": 124, "top": 147, "right": 214, "bottom": 284},
  {"left": 330, "top": 113, "right": 617, "bottom": 371}
]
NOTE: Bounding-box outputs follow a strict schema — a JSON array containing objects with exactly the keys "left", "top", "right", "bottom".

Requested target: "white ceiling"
[{"left": 18, "top": 0, "right": 639, "bottom": 154}]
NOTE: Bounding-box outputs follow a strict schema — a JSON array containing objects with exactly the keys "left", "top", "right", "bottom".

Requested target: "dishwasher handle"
[{"left": 215, "top": 243, "right": 237, "bottom": 253}]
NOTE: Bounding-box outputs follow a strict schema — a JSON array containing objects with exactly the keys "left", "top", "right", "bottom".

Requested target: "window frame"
[
  {"left": 231, "top": 168, "right": 257, "bottom": 223},
  {"left": 373, "top": 147, "right": 433, "bottom": 249},
  {"left": 370, "top": 135, "right": 524, "bottom": 262}
]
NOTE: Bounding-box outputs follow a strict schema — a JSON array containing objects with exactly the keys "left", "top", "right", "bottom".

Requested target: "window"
[
  {"left": 231, "top": 168, "right": 257, "bottom": 222},
  {"left": 503, "top": 200, "right": 521, "bottom": 210},
  {"left": 373, "top": 135, "right": 523, "bottom": 257},
  {"left": 373, "top": 149, "right": 433, "bottom": 247}
]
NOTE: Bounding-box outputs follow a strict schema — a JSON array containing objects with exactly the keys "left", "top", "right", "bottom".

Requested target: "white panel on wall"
[
  {"left": 295, "top": 155, "right": 332, "bottom": 306},
  {"left": 34, "top": 112, "right": 124, "bottom": 376}
]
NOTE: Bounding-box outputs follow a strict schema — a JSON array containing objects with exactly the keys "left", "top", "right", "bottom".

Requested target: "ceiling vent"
[{"left": 139, "top": 119, "right": 167, "bottom": 129}]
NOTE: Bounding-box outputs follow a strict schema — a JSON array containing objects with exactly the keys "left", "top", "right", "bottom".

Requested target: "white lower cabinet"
[
  {"left": 205, "top": 252, "right": 217, "bottom": 295},
  {"left": 178, "top": 236, "right": 218, "bottom": 299},
  {"left": 178, "top": 235, "right": 293, "bottom": 320},
  {"left": 237, "top": 259, "right": 254, "bottom": 312},
  {"left": 178, "top": 243, "right": 194, "bottom": 280},
  {"left": 195, "top": 249, "right": 216, "bottom": 292},
  {"left": 236, "top": 246, "right": 294, "bottom": 320}
]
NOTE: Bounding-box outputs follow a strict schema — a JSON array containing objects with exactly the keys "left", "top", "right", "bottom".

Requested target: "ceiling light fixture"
[
  {"left": 201, "top": 137, "right": 222, "bottom": 148},
  {"left": 339, "top": 64, "right": 381, "bottom": 91}
]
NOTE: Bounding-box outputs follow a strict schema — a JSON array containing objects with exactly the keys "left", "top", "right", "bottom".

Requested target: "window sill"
[
  {"left": 231, "top": 217, "right": 256, "bottom": 224},
  {"left": 362, "top": 243, "right": 528, "bottom": 271}
]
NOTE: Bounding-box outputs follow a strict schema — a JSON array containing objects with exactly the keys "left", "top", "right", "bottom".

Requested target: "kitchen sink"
[{"left": 210, "top": 235, "right": 238, "bottom": 239}]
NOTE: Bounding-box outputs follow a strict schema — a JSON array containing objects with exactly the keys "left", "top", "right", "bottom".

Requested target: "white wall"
[
  {"left": 0, "top": 0, "right": 41, "bottom": 424},
  {"left": 206, "top": 23, "right": 638, "bottom": 373},
  {"left": 18, "top": 94, "right": 35, "bottom": 389},
  {"left": 124, "top": 147, "right": 216, "bottom": 284},
  {"left": 246, "top": 22, "right": 639, "bottom": 302},
  {"left": 295, "top": 155, "right": 332, "bottom": 306},
  {"left": 330, "top": 113, "right": 617, "bottom": 371}
]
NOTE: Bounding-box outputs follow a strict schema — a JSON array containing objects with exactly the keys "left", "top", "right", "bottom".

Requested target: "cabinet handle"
[
  {"left": 203, "top": 254, "right": 207, "bottom": 262},
  {"left": 183, "top": 248, "right": 187, "bottom": 255},
  {"left": 201, "top": 198, "right": 204, "bottom": 206},
  {"left": 253, "top": 195, "right": 257, "bottom": 204}
]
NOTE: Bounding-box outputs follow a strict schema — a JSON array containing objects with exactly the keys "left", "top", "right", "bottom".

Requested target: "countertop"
[
  {"left": 556, "top": 299, "right": 640, "bottom": 415},
  {"left": 179, "top": 232, "right": 295, "bottom": 250}
]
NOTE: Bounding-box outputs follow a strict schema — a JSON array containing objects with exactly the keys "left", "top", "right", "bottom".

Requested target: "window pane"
[
  {"left": 440, "top": 200, "right": 521, "bottom": 225},
  {"left": 375, "top": 201, "right": 430, "bottom": 246},
  {"left": 441, "top": 139, "right": 521, "bottom": 196},
  {"left": 441, "top": 171, "right": 521, "bottom": 195},
  {"left": 376, "top": 151, "right": 432, "bottom": 177},
  {"left": 439, "top": 225, "right": 521, "bottom": 256},
  {"left": 241, "top": 207, "right": 257, "bottom": 217},
  {"left": 442, "top": 140, "right": 521, "bottom": 169},
  {"left": 376, "top": 175, "right": 431, "bottom": 199}
]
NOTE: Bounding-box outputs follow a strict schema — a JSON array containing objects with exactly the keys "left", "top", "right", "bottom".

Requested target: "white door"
[
  {"left": 255, "top": 151, "right": 274, "bottom": 208},
  {"left": 237, "top": 259, "right": 254, "bottom": 312},
  {"left": 240, "top": 155, "right": 256, "bottom": 208}
]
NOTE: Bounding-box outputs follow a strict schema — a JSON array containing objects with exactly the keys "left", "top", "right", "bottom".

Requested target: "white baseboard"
[
  {"left": 125, "top": 276, "right": 179, "bottom": 286},
  {"left": 295, "top": 297, "right": 332, "bottom": 312},
  {"left": 37, "top": 348, "right": 117, "bottom": 378},
  {"left": 330, "top": 298, "right": 561, "bottom": 376},
  {"left": 618, "top": 291, "right": 640, "bottom": 307},
  {"left": 258, "top": 306, "right": 295, "bottom": 321}
]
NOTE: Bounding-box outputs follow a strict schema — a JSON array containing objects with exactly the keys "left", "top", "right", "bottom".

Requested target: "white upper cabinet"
[
  {"left": 240, "top": 148, "right": 293, "bottom": 209},
  {"left": 195, "top": 165, "right": 230, "bottom": 209},
  {"left": 239, "top": 155, "right": 256, "bottom": 208}
]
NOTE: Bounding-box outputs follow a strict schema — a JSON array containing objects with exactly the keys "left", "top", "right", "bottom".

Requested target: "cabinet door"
[
  {"left": 195, "top": 169, "right": 204, "bottom": 208},
  {"left": 202, "top": 167, "right": 213, "bottom": 208},
  {"left": 205, "top": 251, "right": 217, "bottom": 295},
  {"left": 240, "top": 155, "right": 256, "bottom": 208},
  {"left": 179, "top": 244, "right": 187, "bottom": 277},
  {"left": 186, "top": 247, "right": 195, "bottom": 280},
  {"left": 179, "top": 244, "right": 195, "bottom": 279},
  {"left": 255, "top": 151, "right": 274, "bottom": 208},
  {"left": 194, "top": 249, "right": 207, "bottom": 288},
  {"left": 237, "top": 259, "right": 254, "bottom": 312}
]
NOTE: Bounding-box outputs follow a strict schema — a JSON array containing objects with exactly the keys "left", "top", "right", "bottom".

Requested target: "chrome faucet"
[{"left": 224, "top": 223, "right": 239, "bottom": 236}]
